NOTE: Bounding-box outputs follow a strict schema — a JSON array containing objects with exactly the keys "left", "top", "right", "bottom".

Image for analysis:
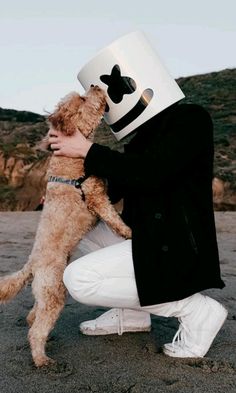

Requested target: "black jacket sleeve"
[{"left": 84, "top": 105, "right": 213, "bottom": 195}]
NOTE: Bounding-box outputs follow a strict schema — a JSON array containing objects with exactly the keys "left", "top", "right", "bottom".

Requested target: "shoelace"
[
  {"left": 118, "top": 309, "right": 124, "bottom": 336},
  {"left": 171, "top": 320, "right": 191, "bottom": 349}
]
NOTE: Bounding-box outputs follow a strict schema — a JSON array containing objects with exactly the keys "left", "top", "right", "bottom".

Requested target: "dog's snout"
[{"left": 90, "top": 85, "right": 101, "bottom": 91}]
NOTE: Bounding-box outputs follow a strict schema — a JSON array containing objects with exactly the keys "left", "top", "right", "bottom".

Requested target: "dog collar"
[{"left": 48, "top": 175, "right": 88, "bottom": 201}]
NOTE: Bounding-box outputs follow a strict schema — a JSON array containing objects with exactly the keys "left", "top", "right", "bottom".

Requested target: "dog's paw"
[
  {"left": 36, "top": 359, "right": 74, "bottom": 377},
  {"left": 123, "top": 227, "right": 132, "bottom": 239},
  {"left": 34, "top": 355, "right": 56, "bottom": 368}
]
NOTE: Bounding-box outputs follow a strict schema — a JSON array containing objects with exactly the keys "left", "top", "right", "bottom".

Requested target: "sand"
[{"left": 0, "top": 211, "right": 236, "bottom": 393}]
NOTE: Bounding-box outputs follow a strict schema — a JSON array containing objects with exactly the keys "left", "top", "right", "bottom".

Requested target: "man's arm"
[{"left": 84, "top": 105, "right": 214, "bottom": 193}]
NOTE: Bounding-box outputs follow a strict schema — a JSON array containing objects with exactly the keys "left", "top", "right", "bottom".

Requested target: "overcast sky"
[{"left": 0, "top": 0, "right": 235, "bottom": 114}]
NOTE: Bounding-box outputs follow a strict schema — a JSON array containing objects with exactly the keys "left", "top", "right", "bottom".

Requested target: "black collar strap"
[{"left": 48, "top": 175, "right": 88, "bottom": 201}]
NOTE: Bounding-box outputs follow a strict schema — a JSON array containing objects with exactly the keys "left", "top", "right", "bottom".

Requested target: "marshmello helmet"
[{"left": 78, "top": 31, "right": 185, "bottom": 141}]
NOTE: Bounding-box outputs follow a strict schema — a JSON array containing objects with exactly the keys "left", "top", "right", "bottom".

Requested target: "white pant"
[
  {"left": 63, "top": 220, "right": 196, "bottom": 317},
  {"left": 63, "top": 220, "right": 141, "bottom": 308}
]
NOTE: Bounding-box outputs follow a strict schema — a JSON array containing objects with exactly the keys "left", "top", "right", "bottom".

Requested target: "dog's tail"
[{"left": 0, "top": 264, "right": 32, "bottom": 303}]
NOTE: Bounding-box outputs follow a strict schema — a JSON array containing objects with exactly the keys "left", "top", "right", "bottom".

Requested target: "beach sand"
[{"left": 0, "top": 211, "right": 236, "bottom": 393}]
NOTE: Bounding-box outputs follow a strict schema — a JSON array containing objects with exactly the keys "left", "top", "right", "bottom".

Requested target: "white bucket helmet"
[{"left": 78, "top": 31, "right": 185, "bottom": 140}]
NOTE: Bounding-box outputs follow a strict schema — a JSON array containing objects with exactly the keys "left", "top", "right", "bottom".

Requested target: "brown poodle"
[{"left": 0, "top": 86, "right": 131, "bottom": 367}]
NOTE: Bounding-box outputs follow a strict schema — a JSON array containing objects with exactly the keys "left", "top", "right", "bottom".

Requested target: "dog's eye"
[{"left": 81, "top": 97, "right": 86, "bottom": 102}]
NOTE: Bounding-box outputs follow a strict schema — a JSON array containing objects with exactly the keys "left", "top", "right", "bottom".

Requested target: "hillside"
[
  {"left": 0, "top": 68, "right": 235, "bottom": 210},
  {"left": 178, "top": 68, "right": 236, "bottom": 210},
  {"left": 0, "top": 108, "right": 49, "bottom": 210}
]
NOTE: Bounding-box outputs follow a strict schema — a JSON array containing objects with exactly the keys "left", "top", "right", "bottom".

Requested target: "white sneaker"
[
  {"left": 163, "top": 295, "right": 228, "bottom": 358},
  {"left": 79, "top": 308, "right": 151, "bottom": 336}
]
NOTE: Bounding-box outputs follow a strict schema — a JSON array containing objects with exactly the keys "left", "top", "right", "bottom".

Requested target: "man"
[{"left": 49, "top": 31, "right": 227, "bottom": 358}]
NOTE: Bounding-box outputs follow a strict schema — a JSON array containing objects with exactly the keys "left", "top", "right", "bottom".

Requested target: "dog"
[{"left": 0, "top": 86, "right": 131, "bottom": 367}]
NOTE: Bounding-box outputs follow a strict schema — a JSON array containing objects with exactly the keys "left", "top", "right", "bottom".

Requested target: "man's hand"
[{"left": 48, "top": 129, "right": 93, "bottom": 158}]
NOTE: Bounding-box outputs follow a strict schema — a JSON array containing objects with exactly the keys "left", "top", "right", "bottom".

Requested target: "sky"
[{"left": 0, "top": 0, "right": 235, "bottom": 114}]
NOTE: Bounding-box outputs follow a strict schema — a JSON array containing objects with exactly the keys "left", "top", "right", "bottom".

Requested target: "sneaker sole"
[
  {"left": 163, "top": 304, "right": 228, "bottom": 358},
  {"left": 80, "top": 325, "right": 151, "bottom": 336}
]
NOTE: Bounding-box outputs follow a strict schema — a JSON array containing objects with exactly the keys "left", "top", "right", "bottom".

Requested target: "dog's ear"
[
  {"left": 48, "top": 112, "right": 76, "bottom": 136},
  {"left": 47, "top": 112, "right": 60, "bottom": 131}
]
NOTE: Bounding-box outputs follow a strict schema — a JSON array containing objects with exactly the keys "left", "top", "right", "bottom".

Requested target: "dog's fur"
[{"left": 0, "top": 86, "right": 131, "bottom": 367}]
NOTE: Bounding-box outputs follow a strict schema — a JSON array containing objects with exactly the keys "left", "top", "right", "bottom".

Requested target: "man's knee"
[{"left": 63, "top": 261, "right": 102, "bottom": 305}]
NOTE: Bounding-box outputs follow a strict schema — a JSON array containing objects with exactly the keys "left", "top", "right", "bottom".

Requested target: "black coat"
[{"left": 84, "top": 103, "right": 225, "bottom": 306}]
